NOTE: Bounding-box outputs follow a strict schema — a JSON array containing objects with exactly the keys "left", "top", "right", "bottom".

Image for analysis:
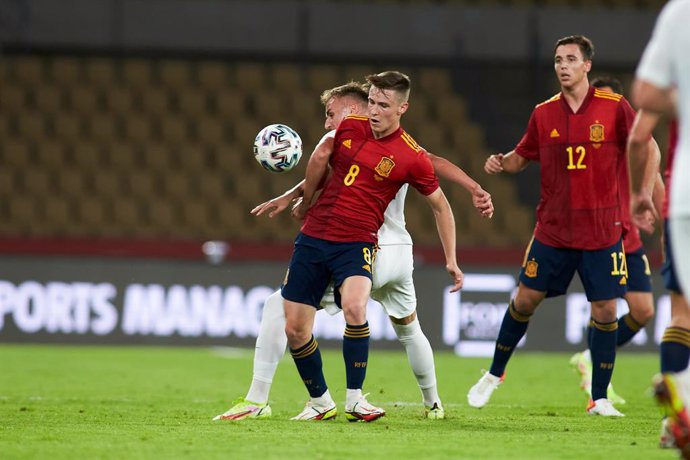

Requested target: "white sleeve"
[
  {"left": 635, "top": 0, "right": 681, "bottom": 89},
  {"left": 317, "top": 130, "right": 336, "bottom": 145}
]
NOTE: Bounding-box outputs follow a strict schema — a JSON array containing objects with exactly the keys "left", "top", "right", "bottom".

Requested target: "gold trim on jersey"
[
  {"left": 345, "top": 115, "right": 369, "bottom": 121},
  {"left": 536, "top": 93, "right": 561, "bottom": 108},
  {"left": 400, "top": 131, "right": 422, "bottom": 152},
  {"left": 593, "top": 89, "right": 622, "bottom": 102}
]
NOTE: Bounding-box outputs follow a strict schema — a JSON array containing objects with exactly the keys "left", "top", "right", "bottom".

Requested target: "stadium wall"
[
  {"left": 1, "top": 0, "right": 657, "bottom": 65},
  {"left": 0, "top": 256, "right": 668, "bottom": 355}
]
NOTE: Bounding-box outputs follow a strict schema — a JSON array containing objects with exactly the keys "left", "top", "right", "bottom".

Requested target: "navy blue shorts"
[
  {"left": 281, "top": 232, "right": 375, "bottom": 309},
  {"left": 662, "top": 219, "right": 684, "bottom": 293},
  {"left": 626, "top": 247, "right": 652, "bottom": 293},
  {"left": 519, "top": 237, "right": 628, "bottom": 301}
]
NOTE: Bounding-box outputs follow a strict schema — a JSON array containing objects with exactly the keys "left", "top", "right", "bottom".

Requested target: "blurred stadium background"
[{"left": 0, "top": 0, "right": 672, "bottom": 353}]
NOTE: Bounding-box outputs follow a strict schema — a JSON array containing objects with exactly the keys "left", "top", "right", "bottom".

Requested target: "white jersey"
[
  {"left": 636, "top": 0, "right": 690, "bottom": 217},
  {"left": 320, "top": 130, "right": 413, "bottom": 244}
]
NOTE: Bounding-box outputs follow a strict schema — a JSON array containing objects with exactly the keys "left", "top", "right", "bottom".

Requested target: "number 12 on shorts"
[{"left": 610, "top": 250, "right": 628, "bottom": 277}]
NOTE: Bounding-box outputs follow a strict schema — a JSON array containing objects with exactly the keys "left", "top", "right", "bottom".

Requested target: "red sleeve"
[
  {"left": 514, "top": 110, "right": 540, "bottom": 161},
  {"left": 332, "top": 117, "right": 365, "bottom": 157},
  {"left": 617, "top": 97, "right": 637, "bottom": 150},
  {"left": 408, "top": 153, "right": 439, "bottom": 196}
]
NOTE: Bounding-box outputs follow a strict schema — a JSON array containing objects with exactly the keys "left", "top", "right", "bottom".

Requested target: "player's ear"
[{"left": 398, "top": 102, "right": 409, "bottom": 116}]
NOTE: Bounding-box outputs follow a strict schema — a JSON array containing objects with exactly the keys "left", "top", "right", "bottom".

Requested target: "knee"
[
  {"left": 633, "top": 306, "right": 654, "bottom": 325},
  {"left": 392, "top": 318, "right": 423, "bottom": 345},
  {"left": 514, "top": 284, "right": 544, "bottom": 316},
  {"left": 263, "top": 291, "right": 285, "bottom": 320},
  {"left": 513, "top": 297, "right": 538, "bottom": 316},
  {"left": 284, "top": 322, "right": 310, "bottom": 348},
  {"left": 342, "top": 302, "right": 367, "bottom": 325},
  {"left": 591, "top": 302, "right": 618, "bottom": 323}
]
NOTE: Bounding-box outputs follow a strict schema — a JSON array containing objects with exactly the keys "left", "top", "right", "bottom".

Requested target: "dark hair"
[
  {"left": 554, "top": 35, "right": 595, "bottom": 61},
  {"left": 591, "top": 76, "right": 624, "bottom": 95},
  {"left": 365, "top": 70, "right": 411, "bottom": 102},
  {"left": 320, "top": 81, "right": 368, "bottom": 106}
]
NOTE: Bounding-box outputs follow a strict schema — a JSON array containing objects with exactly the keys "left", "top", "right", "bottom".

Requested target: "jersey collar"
[{"left": 559, "top": 85, "right": 595, "bottom": 115}]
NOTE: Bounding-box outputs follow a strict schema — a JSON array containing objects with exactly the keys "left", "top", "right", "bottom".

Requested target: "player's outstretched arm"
[
  {"left": 251, "top": 179, "right": 305, "bottom": 218},
  {"left": 633, "top": 80, "right": 675, "bottom": 116},
  {"left": 426, "top": 152, "right": 494, "bottom": 219},
  {"left": 484, "top": 151, "right": 528, "bottom": 175},
  {"left": 424, "top": 187, "right": 463, "bottom": 293},
  {"left": 651, "top": 172, "right": 665, "bottom": 232},
  {"left": 627, "top": 110, "right": 662, "bottom": 234},
  {"left": 293, "top": 136, "right": 335, "bottom": 220}
]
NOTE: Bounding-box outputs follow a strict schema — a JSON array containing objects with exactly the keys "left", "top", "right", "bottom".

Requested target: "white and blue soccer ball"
[{"left": 253, "top": 123, "right": 303, "bottom": 173}]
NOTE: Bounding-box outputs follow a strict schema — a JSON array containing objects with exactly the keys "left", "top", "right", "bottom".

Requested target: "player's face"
[
  {"left": 368, "top": 86, "right": 408, "bottom": 139},
  {"left": 323, "top": 97, "right": 354, "bottom": 131},
  {"left": 554, "top": 44, "right": 591, "bottom": 90}
]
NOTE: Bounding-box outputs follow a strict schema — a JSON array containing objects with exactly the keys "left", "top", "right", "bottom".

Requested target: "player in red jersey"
[
  {"left": 569, "top": 76, "right": 663, "bottom": 406},
  {"left": 468, "top": 35, "right": 634, "bottom": 416},
  {"left": 283, "top": 70, "right": 463, "bottom": 422}
]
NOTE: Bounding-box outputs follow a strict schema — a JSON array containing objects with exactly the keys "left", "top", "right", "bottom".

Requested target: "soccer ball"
[{"left": 253, "top": 123, "right": 303, "bottom": 173}]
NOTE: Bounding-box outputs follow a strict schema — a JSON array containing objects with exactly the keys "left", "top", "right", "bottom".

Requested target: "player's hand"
[
  {"left": 446, "top": 263, "right": 464, "bottom": 293},
  {"left": 291, "top": 197, "right": 307, "bottom": 220},
  {"left": 251, "top": 194, "right": 294, "bottom": 218},
  {"left": 472, "top": 186, "right": 494, "bottom": 219},
  {"left": 484, "top": 154, "right": 504, "bottom": 175},
  {"left": 631, "top": 192, "right": 658, "bottom": 234}
]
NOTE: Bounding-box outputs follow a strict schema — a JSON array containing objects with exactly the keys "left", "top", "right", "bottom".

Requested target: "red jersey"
[
  {"left": 663, "top": 119, "right": 678, "bottom": 219},
  {"left": 515, "top": 86, "right": 636, "bottom": 250},
  {"left": 301, "top": 116, "right": 439, "bottom": 243}
]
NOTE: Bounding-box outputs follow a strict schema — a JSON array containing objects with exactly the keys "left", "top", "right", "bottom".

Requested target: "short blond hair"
[{"left": 320, "top": 81, "right": 368, "bottom": 106}]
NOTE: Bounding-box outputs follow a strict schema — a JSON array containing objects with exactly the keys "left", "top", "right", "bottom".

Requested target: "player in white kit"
[
  {"left": 213, "top": 81, "right": 494, "bottom": 421},
  {"left": 634, "top": 0, "right": 690, "bottom": 301},
  {"left": 634, "top": 0, "right": 690, "bottom": 454}
]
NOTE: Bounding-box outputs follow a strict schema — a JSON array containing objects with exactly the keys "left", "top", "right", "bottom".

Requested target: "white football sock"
[
  {"left": 392, "top": 318, "right": 441, "bottom": 408},
  {"left": 313, "top": 389, "right": 335, "bottom": 407},
  {"left": 346, "top": 388, "right": 363, "bottom": 409},
  {"left": 673, "top": 366, "right": 690, "bottom": 405},
  {"left": 245, "top": 290, "right": 287, "bottom": 404}
]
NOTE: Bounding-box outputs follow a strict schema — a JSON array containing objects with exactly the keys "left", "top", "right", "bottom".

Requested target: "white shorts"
[
  {"left": 320, "top": 244, "right": 416, "bottom": 319},
  {"left": 670, "top": 150, "right": 690, "bottom": 302},
  {"left": 670, "top": 215, "right": 690, "bottom": 302}
]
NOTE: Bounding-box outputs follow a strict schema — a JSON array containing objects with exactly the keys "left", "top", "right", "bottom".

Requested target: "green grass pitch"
[{"left": 0, "top": 344, "right": 677, "bottom": 459}]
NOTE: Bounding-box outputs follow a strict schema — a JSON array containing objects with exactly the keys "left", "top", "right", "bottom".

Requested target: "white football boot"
[
  {"left": 467, "top": 371, "right": 504, "bottom": 408},
  {"left": 345, "top": 393, "right": 386, "bottom": 422},
  {"left": 290, "top": 400, "right": 337, "bottom": 421},
  {"left": 586, "top": 398, "right": 624, "bottom": 417}
]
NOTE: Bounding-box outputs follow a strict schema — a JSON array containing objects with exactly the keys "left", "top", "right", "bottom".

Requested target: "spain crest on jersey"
[
  {"left": 375, "top": 157, "right": 395, "bottom": 178},
  {"left": 589, "top": 123, "right": 605, "bottom": 143}
]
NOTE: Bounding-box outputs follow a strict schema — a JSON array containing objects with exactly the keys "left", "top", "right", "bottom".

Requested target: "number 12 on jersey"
[{"left": 566, "top": 146, "right": 586, "bottom": 170}]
